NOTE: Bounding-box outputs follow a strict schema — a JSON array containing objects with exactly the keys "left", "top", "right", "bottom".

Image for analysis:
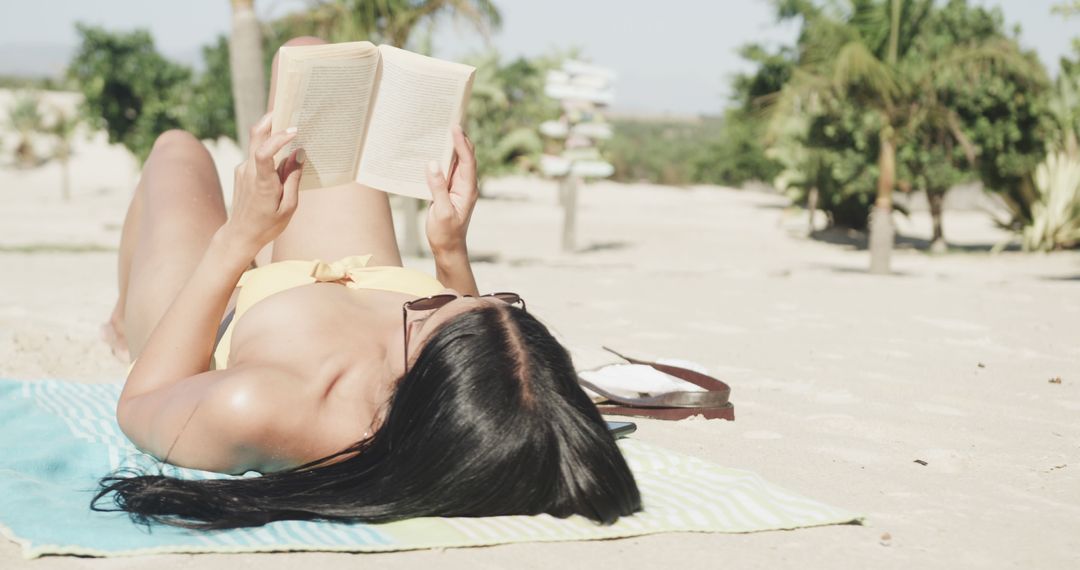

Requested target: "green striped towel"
[{"left": 0, "top": 379, "right": 860, "bottom": 558}]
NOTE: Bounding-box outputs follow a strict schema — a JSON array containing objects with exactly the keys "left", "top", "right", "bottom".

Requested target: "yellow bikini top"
[{"left": 211, "top": 255, "right": 444, "bottom": 369}]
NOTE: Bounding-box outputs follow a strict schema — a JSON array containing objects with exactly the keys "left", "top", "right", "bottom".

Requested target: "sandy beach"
[{"left": 1, "top": 90, "right": 1079, "bottom": 569}]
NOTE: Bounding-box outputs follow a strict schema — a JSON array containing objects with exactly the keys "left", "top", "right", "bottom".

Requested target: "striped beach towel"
[{"left": 0, "top": 379, "right": 860, "bottom": 558}]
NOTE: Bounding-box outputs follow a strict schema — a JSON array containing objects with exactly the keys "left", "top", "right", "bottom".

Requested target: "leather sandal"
[{"left": 579, "top": 346, "right": 735, "bottom": 421}]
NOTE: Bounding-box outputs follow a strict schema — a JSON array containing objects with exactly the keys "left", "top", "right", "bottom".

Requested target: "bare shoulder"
[{"left": 117, "top": 365, "right": 304, "bottom": 474}]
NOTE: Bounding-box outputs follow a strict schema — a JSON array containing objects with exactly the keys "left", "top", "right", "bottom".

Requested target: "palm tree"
[
  {"left": 771, "top": 0, "right": 1029, "bottom": 272},
  {"left": 230, "top": 0, "right": 267, "bottom": 152}
]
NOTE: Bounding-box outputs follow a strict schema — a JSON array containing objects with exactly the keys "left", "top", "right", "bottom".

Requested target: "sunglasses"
[{"left": 402, "top": 292, "right": 526, "bottom": 372}]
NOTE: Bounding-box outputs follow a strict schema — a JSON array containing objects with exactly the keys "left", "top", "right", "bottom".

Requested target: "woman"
[{"left": 92, "top": 37, "right": 640, "bottom": 530}]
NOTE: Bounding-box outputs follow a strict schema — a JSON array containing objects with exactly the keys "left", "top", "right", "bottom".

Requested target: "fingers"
[
  {"left": 254, "top": 127, "right": 298, "bottom": 176},
  {"left": 248, "top": 113, "right": 273, "bottom": 156},
  {"left": 280, "top": 153, "right": 304, "bottom": 214},
  {"left": 451, "top": 124, "right": 475, "bottom": 168},
  {"left": 447, "top": 151, "right": 460, "bottom": 182},
  {"left": 425, "top": 160, "right": 452, "bottom": 211},
  {"left": 450, "top": 126, "right": 477, "bottom": 204},
  {"left": 277, "top": 147, "right": 305, "bottom": 184}
]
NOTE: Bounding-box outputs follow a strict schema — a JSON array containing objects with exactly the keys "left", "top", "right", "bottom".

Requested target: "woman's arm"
[
  {"left": 433, "top": 247, "right": 479, "bottom": 297},
  {"left": 121, "top": 231, "right": 253, "bottom": 402},
  {"left": 119, "top": 115, "right": 303, "bottom": 404},
  {"left": 116, "top": 115, "right": 306, "bottom": 472},
  {"left": 426, "top": 126, "right": 480, "bottom": 296}
]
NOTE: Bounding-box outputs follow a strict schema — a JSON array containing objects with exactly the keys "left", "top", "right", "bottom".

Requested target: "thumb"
[
  {"left": 280, "top": 149, "right": 305, "bottom": 213},
  {"left": 425, "top": 160, "right": 451, "bottom": 211}
]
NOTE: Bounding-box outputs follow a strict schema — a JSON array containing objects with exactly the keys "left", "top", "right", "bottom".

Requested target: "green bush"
[
  {"left": 67, "top": 24, "right": 192, "bottom": 163},
  {"left": 184, "top": 35, "right": 238, "bottom": 142},
  {"left": 1022, "top": 152, "right": 1080, "bottom": 250}
]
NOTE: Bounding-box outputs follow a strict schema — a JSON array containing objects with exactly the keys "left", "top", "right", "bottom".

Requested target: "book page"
[
  {"left": 357, "top": 45, "right": 476, "bottom": 200},
  {"left": 270, "top": 42, "right": 379, "bottom": 190}
]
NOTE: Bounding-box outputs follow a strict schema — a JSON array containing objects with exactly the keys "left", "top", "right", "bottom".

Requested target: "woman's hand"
[
  {"left": 223, "top": 113, "right": 305, "bottom": 255},
  {"left": 425, "top": 125, "right": 478, "bottom": 255}
]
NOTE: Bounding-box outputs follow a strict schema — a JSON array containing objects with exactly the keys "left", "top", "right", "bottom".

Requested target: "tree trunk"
[
  {"left": 402, "top": 198, "right": 425, "bottom": 258},
  {"left": 869, "top": 129, "right": 896, "bottom": 274},
  {"left": 887, "top": 0, "right": 901, "bottom": 65},
  {"left": 807, "top": 186, "right": 819, "bottom": 235},
  {"left": 561, "top": 176, "right": 578, "bottom": 253},
  {"left": 928, "top": 190, "right": 946, "bottom": 254},
  {"left": 229, "top": 0, "right": 267, "bottom": 152}
]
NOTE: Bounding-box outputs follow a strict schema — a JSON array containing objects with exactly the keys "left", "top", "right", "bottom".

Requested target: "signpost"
[{"left": 540, "top": 60, "right": 616, "bottom": 252}]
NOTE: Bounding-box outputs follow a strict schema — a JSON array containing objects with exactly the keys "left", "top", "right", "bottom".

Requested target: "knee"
[
  {"left": 142, "top": 129, "right": 214, "bottom": 184},
  {"left": 150, "top": 129, "right": 202, "bottom": 156}
]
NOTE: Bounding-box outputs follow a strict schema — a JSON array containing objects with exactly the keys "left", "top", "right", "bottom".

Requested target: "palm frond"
[
  {"left": 799, "top": 15, "right": 861, "bottom": 74},
  {"left": 896, "top": 0, "right": 933, "bottom": 59},
  {"left": 1023, "top": 152, "right": 1080, "bottom": 251},
  {"left": 831, "top": 40, "right": 899, "bottom": 102},
  {"left": 847, "top": 0, "right": 889, "bottom": 56},
  {"left": 413, "top": 0, "right": 502, "bottom": 42},
  {"left": 915, "top": 37, "right": 1048, "bottom": 89}
]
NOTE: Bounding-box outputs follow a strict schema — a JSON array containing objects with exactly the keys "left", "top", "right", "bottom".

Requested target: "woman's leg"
[
  {"left": 264, "top": 36, "right": 403, "bottom": 266},
  {"left": 106, "top": 129, "right": 228, "bottom": 360},
  {"left": 102, "top": 180, "right": 143, "bottom": 360}
]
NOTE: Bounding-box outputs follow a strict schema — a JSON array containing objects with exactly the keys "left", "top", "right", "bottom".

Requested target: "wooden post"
[
  {"left": 540, "top": 61, "right": 617, "bottom": 254},
  {"left": 561, "top": 176, "right": 578, "bottom": 252}
]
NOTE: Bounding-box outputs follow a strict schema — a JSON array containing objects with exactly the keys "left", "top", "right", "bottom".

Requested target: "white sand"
[{"left": 1, "top": 90, "right": 1079, "bottom": 568}]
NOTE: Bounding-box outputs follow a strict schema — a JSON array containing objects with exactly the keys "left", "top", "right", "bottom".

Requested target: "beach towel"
[{"left": 0, "top": 379, "right": 861, "bottom": 558}]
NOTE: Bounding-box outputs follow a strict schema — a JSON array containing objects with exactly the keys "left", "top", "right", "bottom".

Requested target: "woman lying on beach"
[{"left": 93, "top": 37, "right": 640, "bottom": 530}]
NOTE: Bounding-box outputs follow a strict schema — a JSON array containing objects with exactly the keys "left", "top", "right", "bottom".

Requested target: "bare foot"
[{"left": 101, "top": 312, "right": 130, "bottom": 362}]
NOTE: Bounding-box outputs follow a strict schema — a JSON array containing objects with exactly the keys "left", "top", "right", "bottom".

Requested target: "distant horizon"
[{"left": 1, "top": 0, "right": 1075, "bottom": 116}]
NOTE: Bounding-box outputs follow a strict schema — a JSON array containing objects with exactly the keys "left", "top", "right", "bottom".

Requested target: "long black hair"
[{"left": 92, "top": 304, "right": 642, "bottom": 529}]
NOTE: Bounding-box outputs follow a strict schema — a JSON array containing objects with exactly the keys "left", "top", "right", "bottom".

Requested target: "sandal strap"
[{"left": 601, "top": 346, "right": 732, "bottom": 401}]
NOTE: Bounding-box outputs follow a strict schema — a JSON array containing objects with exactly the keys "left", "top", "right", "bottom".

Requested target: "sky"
[{"left": 1, "top": 0, "right": 1075, "bottom": 115}]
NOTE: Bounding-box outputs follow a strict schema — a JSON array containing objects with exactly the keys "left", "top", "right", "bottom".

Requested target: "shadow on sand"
[
  {"left": 808, "top": 227, "right": 1021, "bottom": 253},
  {"left": 467, "top": 251, "right": 502, "bottom": 263},
  {"left": 576, "top": 240, "right": 632, "bottom": 254},
  {"left": 804, "top": 262, "right": 915, "bottom": 277}
]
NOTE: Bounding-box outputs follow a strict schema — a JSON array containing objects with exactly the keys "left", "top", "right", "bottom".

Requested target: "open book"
[{"left": 270, "top": 42, "right": 476, "bottom": 200}]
